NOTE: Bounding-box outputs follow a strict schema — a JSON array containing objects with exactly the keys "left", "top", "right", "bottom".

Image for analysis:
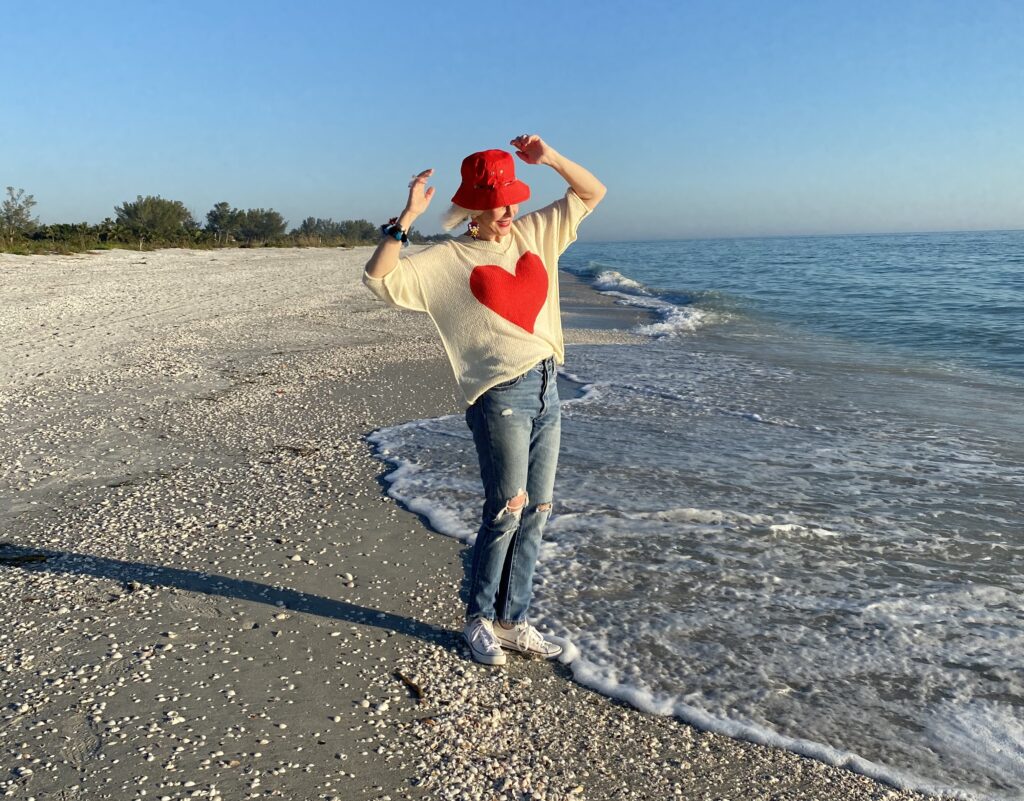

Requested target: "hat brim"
[{"left": 451, "top": 179, "right": 531, "bottom": 211}]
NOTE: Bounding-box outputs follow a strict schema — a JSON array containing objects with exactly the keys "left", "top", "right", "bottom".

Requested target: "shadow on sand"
[{"left": 0, "top": 542, "right": 456, "bottom": 648}]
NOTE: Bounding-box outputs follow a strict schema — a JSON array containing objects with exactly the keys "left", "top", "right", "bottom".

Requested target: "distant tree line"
[{"left": 0, "top": 187, "right": 448, "bottom": 254}]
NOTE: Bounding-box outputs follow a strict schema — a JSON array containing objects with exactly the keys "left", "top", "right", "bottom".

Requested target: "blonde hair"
[{"left": 441, "top": 203, "right": 477, "bottom": 232}]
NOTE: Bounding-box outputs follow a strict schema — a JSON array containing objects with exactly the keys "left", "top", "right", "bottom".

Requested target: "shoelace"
[
  {"left": 470, "top": 622, "right": 502, "bottom": 652},
  {"left": 514, "top": 624, "right": 545, "bottom": 652}
]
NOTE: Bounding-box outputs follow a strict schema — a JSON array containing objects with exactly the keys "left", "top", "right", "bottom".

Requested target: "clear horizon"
[
  {"left": 3, "top": 0, "right": 1022, "bottom": 240},
  {"left": 590, "top": 225, "right": 1024, "bottom": 242}
]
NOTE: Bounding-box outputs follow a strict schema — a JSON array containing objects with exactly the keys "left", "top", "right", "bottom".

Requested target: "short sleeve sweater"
[{"left": 362, "top": 188, "right": 591, "bottom": 405}]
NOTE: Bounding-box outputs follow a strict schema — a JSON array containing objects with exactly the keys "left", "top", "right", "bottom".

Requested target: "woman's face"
[{"left": 474, "top": 204, "right": 518, "bottom": 241}]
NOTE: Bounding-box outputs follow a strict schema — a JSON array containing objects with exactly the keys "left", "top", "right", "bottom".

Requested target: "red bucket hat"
[{"left": 451, "top": 149, "right": 531, "bottom": 211}]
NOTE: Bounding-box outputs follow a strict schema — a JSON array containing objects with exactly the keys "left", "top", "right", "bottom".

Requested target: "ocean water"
[{"left": 370, "top": 230, "right": 1024, "bottom": 800}]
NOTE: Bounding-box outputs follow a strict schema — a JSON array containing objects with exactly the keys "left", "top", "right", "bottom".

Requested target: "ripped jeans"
[{"left": 464, "top": 356, "right": 560, "bottom": 623}]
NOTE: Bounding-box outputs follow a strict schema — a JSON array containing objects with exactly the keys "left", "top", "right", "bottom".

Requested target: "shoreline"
[{"left": 0, "top": 247, "right": 946, "bottom": 800}]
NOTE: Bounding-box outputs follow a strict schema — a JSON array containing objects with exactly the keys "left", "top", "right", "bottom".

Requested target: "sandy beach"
[{"left": 0, "top": 247, "right": 946, "bottom": 801}]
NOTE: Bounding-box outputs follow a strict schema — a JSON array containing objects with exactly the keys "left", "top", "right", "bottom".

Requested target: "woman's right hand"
[{"left": 404, "top": 168, "right": 435, "bottom": 219}]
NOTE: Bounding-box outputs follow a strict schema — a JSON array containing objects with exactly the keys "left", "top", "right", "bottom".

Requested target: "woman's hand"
[
  {"left": 404, "top": 168, "right": 435, "bottom": 218},
  {"left": 510, "top": 135, "right": 559, "bottom": 167}
]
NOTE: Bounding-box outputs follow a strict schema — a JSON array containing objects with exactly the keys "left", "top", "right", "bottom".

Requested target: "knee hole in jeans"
[{"left": 493, "top": 489, "right": 528, "bottom": 525}]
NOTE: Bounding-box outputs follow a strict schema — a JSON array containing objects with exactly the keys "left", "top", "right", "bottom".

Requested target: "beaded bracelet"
[{"left": 380, "top": 217, "right": 409, "bottom": 245}]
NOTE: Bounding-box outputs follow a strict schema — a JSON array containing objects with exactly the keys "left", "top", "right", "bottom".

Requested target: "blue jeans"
[{"left": 464, "top": 356, "right": 560, "bottom": 623}]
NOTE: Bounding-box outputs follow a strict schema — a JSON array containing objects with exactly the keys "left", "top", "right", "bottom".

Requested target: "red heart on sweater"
[{"left": 469, "top": 251, "right": 549, "bottom": 333}]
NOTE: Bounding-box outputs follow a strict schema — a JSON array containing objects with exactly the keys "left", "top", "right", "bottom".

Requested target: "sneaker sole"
[{"left": 463, "top": 632, "right": 507, "bottom": 666}]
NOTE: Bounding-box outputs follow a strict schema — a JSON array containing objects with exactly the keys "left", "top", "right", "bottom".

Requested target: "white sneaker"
[
  {"left": 463, "top": 617, "right": 507, "bottom": 666},
  {"left": 494, "top": 620, "right": 562, "bottom": 659}
]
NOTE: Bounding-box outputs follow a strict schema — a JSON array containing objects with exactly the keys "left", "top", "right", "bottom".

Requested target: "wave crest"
[{"left": 577, "top": 267, "right": 721, "bottom": 337}]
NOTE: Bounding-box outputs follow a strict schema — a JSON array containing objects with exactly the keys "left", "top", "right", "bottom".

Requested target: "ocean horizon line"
[{"left": 579, "top": 225, "right": 1024, "bottom": 245}]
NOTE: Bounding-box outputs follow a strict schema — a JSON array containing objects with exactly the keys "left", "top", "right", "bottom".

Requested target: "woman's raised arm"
[
  {"left": 511, "top": 135, "right": 607, "bottom": 210},
  {"left": 364, "top": 168, "right": 435, "bottom": 279}
]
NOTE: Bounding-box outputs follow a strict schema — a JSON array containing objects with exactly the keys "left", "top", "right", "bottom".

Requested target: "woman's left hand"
[{"left": 511, "top": 134, "right": 559, "bottom": 167}]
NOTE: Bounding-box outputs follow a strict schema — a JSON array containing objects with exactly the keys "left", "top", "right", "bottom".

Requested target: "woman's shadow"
[{"left": 0, "top": 542, "right": 455, "bottom": 647}]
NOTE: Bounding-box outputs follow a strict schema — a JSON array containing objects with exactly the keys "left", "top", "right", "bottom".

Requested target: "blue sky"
[{"left": 2, "top": 0, "right": 1022, "bottom": 239}]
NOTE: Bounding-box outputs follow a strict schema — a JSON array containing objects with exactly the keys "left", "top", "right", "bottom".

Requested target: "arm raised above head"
[
  {"left": 511, "top": 135, "right": 607, "bottom": 210},
  {"left": 364, "top": 168, "right": 435, "bottom": 279}
]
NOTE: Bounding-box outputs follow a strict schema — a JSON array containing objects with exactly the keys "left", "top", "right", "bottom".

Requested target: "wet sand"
[{"left": 0, "top": 247, "right": 944, "bottom": 800}]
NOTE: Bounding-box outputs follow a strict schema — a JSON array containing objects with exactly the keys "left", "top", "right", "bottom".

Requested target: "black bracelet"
[{"left": 381, "top": 217, "right": 409, "bottom": 245}]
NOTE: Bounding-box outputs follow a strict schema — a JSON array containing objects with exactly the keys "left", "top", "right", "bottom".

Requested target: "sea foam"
[{"left": 584, "top": 268, "right": 715, "bottom": 336}]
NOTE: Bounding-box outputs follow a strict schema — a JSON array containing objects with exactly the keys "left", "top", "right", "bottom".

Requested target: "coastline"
[{"left": 0, "top": 247, "right": 945, "bottom": 800}]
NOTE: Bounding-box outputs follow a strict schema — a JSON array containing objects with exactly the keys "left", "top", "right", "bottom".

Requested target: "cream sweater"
[{"left": 362, "top": 189, "right": 591, "bottom": 404}]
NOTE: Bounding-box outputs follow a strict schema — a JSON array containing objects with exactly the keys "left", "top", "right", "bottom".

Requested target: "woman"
[{"left": 363, "top": 134, "right": 606, "bottom": 665}]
